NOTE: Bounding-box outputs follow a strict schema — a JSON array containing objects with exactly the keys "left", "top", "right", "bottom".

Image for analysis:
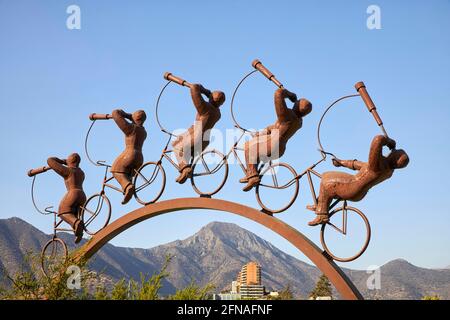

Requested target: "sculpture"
[
  {"left": 164, "top": 73, "right": 226, "bottom": 184},
  {"left": 240, "top": 87, "right": 312, "bottom": 191},
  {"left": 28, "top": 153, "right": 86, "bottom": 243},
  {"left": 109, "top": 109, "right": 147, "bottom": 204},
  {"left": 307, "top": 135, "right": 409, "bottom": 226}
]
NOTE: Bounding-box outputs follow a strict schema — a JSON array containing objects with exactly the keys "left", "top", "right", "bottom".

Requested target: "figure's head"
[
  {"left": 132, "top": 110, "right": 147, "bottom": 126},
  {"left": 387, "top": 149, "right": 409, "bottom": 169},
  {"left": 67, "top": 153, "right": 81, "bottom": 167},
  {"left": 209, "top": 91, "right": 226, "bottom": 108},
  {"left": 293, "top": 98, "right": 312, "bottom": 118}
]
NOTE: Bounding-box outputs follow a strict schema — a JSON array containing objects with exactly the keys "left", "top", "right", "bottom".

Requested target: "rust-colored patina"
[
  {"left": 308, "top": 135, "right": 409, "bottom": 226},
  {"left": 90, "top": 110, "right": 148, "bottom": 205},
  {"left": 164, "top": 72, "right": 226, "bottom": 184},
  {"left": 29, "top": 154, "right": 86, "bottom": 243},
  {"left": 75, "top": 197, "right": 363, "bottom": 300},
  {"left": 241, "top": 60, "right": 312, "bottom": 192}
]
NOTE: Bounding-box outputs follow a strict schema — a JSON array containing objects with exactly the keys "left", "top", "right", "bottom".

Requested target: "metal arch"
[
  {"left": 230, "top": 69, "right": 258, "bottom": 133},
  {"left": 75, "top": 197, "right": 363, "bottom": 300},
  {"left": 155, "top": 80, "right": 178, "bottom": 137},
  {"left": 316, "top": 94, "right": 360, "bottom": 159}
]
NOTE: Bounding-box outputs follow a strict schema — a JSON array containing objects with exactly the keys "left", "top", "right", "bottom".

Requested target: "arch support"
[{"left": 76, "top": 197, "right": 363, "bottom": 300}]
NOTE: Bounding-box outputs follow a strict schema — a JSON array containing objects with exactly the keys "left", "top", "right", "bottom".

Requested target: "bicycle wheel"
[
  {"left": 41, "top": 237, "right": 68, "bottom": 278},
  {"left": 80, "top": 193, "right": 111, "bottom": 236},
  {"left": 133, "top": 161, "right": 166, "bottom": 205},
  {"left": 255, "top": 162, "right": 299, "bottom": 214},
  {"left": 191, "top": 150, "right": 229, "bottom": 197},
  {"left": 320, "top": 206, "right": 371, "bottom": 262}
]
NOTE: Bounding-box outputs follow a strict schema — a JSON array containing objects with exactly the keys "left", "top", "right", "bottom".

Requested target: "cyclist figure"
[
  {"left": 307, "top": 135, "right": 409, "bottom": 226},
  {"left": 111, "top": 109, "right": 147, "bottom": 204},
  {"left": 47, "top": 153, "right": 86, "bottom": 244},
  {"left": 240, "top": 88, "right": 312, "bottom": 191},
  {"left": 172, "top": 84, "right": 226, "bottom": 184}
]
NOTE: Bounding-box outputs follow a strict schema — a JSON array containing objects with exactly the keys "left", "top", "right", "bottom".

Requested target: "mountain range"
[{"left": 0, "top": 217, "right": 449, "bottom": 299}]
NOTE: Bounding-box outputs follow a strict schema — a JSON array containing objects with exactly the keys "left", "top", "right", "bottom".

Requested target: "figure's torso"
[
  {"left": 124, "top": 125, "right": 147, "bottom": 151},
  {"left": 272, "top": 109, "right": 301, "bottom": 144},
  {"left": 194, "top": 105, "right": 221, "bottom": 135},
  {"left": 64, "top": 167, "right": 85, "bottom": 191},
  {"left": 351, "top": 160, "right": 394, "bottom": 200}
]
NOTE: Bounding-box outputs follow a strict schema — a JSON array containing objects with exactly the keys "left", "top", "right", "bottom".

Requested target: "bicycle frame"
[
  {"left": 30, "top": 174, "right": 74, "bottom": 236},
  {"left": 51, "top": 211, "right": 73, "bottom": 237},
  {"left": 192, "top": 129, "right": 272, "bottom": 178},
  {"left": 96, "top": 163, "right": 124, "bottom": 195}
]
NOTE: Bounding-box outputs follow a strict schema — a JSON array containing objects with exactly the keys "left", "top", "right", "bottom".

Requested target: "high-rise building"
[
  {"left": 235, "top": 262, "right": 264, "bottom": 298},
  {"left": 237, "top": 261, "right": 261, "bottom": 285}
]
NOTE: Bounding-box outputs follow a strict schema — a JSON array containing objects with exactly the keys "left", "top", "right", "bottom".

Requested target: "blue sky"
[{"left": 0, "top": 0, "right": 449, "bottom": 271}]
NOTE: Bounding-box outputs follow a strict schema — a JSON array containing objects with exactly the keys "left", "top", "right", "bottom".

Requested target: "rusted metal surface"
[
  {"left": 307, "top": 134, "right": 409, "bottom": 227},
  {"left": 354, "top": 81, "right": 387, "bottom": 136},
  {"left": 75, "top": 197, "right": 363, "bottom": 300}
]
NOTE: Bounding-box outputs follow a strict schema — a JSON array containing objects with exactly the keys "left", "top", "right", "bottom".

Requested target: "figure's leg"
[
  {"left": 112, "top": 171, "right": 134, "bottom": 204},
  {"left": 174, "top": 133, "right": 195, "bottom": 184},
  {"left": 58, "top": 192, "right": 84, "bottom": 242},
  {"left": 308, "top": 178, "right": 333, "bottom": 226},
  {"left": 239, "top": 140, "right": 251, "bottom": 183},
  {"left": 243, "top": 136, "right": 269, "bottom": 192}
]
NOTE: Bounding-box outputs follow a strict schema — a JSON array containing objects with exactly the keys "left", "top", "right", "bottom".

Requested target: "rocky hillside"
[{"left": 1, "top": 217, "right": 449, "bottom": 299}]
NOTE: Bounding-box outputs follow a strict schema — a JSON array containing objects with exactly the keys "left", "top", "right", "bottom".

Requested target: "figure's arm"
[
  {"left": 112, "top": 109, "right": 134, "bottom": 135},
  {"left": 333, "top": 158, "right": 365, "bottom": 171},
  {"left": 274, "top": 88, "right": 297, "bottom": 122},
  {"left": 368, "top": 135, "right": 396, "bottom": 171},
  {"left": 47, "top": 157, "right": 70, "bottom": 178},
  {"left": 190, "top": 84, "right": 211, "bottom": 115}
]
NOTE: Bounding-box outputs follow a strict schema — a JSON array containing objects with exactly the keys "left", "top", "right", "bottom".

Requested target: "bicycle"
[
  {"left": 84, "top": 113, "right": 164, "bottom": 210},
  {"left": 147, "top": 70, "right": 300, "bottom": 214},
  {"left": 27, "top": 166, "right": 70, "bottom": 277}
]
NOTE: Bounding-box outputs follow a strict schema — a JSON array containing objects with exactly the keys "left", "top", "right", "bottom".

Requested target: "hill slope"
[{"left": 1, "top": 217, "right": 449, "bottom": 299}]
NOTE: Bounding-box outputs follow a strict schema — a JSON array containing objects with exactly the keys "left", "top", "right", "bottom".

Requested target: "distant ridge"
[{"left": 1, "top": 217, "right": 449, "bottom": 299}]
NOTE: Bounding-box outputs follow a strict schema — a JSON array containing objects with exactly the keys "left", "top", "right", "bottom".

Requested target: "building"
[
  {"left": 212, "top": 293, "right": 241, "bottom": 300},
  {"left": 238, "top": 261, "right": 261, "bottom": 285},
  {"left": 235, "top": 262, "right": 264, "bottom": 298}
]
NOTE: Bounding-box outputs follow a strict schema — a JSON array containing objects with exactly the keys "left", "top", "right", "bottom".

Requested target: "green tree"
[
  {"left": 309, "top": 274, "right": 333, "bottom": 300},
  {"left": 422, "top": 294, "right": 441, "bottom": 300},
  {"left": 0, "top": 251, "right": 96, "bottom": 300},
  {"left": 279, "top": 284, "right": 294, "bottom": 300},
  {"left": 94, "top": 285, "right": 109, "bottom": 300},
  {"left": 134, "top": 255, "right": 171, "bottom": 300},
  {"left": 110, "top": 279, "right": 129, "bottom": 300},
  {"left": 169, "top": 280, "right": 215, "bottom": 300}
]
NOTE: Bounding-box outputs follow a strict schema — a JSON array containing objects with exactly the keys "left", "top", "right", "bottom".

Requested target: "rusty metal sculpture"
[
  {"left": 26, "top": 59, "right": 408, "bottom": 290},
  {"left": 240, "top": 61, "right": 312, "bottom": 192},
  {"left": 85, "top": 111, "right": 167, "bottom": 208},
  {"left": 27, "top": 154, "right": 86, "bottom": 276},
  {"left": 189, "top": 60, "right": 303, "bottom": 213},
  {"left": 127, "top": 72, "right": 228, "bottom": 204},
  {"left": 307, "top": 83, "right": 409, "bottom": 227},
  {"left": 89, "top": 110, "right": 147, "bottom": 205},
  {"left": 163, "top": 73, "right": 226, "bottom": 184}
]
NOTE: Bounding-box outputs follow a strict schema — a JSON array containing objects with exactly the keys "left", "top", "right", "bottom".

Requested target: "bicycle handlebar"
[
  {"left": 28, "top": 166, "right": 50, "bottom": 177},
  {"left": 89, "top": 113, "right": 112, "bottom": 120},
  {"left": 355, "top": 81, "right": 388, "bottom": 136},
  {"left": 252, "top": 59, "right": 284, "bottom": 89},
  {"left": 163, "top": 72, "right": 192, "bottom": 88}
]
